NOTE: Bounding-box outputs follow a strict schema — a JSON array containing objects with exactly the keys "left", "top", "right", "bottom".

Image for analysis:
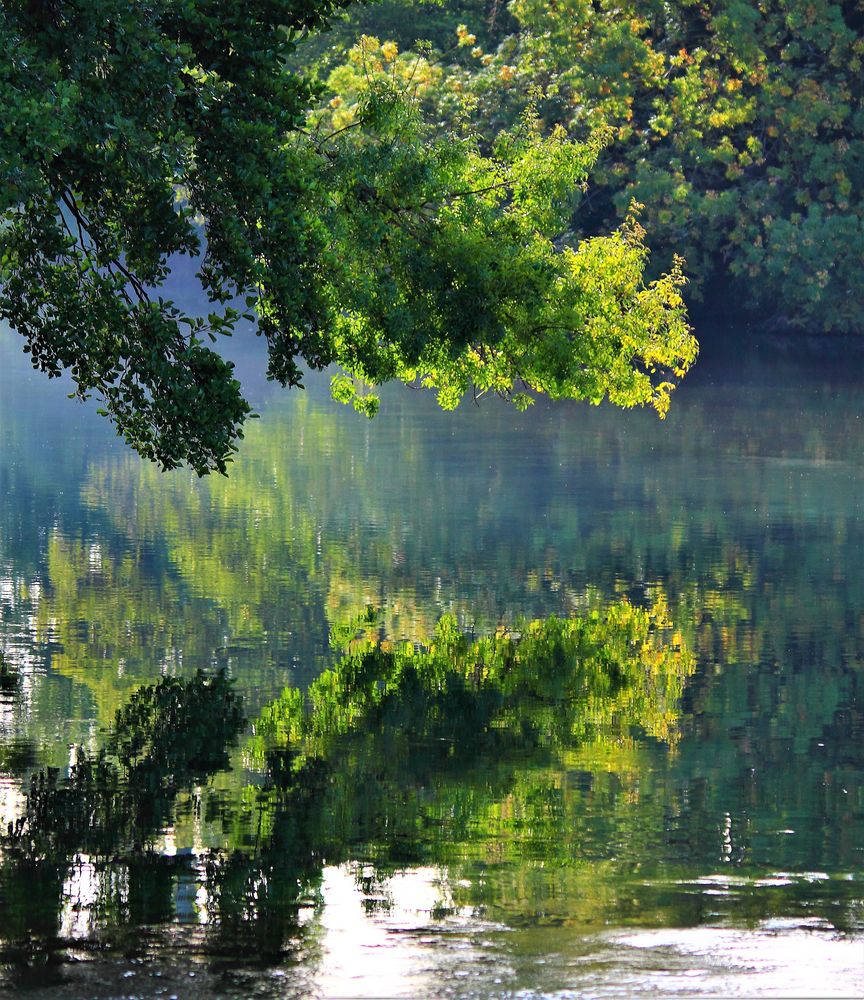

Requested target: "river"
[{"left": 0, "top": 326, "right": 861, "bottom": 998}]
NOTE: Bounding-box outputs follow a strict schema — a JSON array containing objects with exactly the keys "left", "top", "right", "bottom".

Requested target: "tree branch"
[{"left": 59, "top": 189, "right": 151, "bottom": 304}]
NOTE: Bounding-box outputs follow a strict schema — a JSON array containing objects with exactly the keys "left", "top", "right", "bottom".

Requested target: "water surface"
[{"left": 0, "top": 328, "right": 861, "bottom": 997}]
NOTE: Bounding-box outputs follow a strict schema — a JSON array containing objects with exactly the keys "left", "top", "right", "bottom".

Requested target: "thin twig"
[
  {"left": 60, "top": 189, "right": 151, "bottom": 303},
  {"left": 316, "top": 118, "right": 365, "bottom": 150}
]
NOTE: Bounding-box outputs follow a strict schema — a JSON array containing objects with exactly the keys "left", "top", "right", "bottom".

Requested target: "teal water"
[{"left": 0, "top": 327, "right": 861, "bottom": 998}]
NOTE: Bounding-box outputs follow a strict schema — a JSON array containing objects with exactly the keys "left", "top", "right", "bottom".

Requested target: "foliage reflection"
[{"left": 1, "top": 603, "right": 691, "bottom": 963}]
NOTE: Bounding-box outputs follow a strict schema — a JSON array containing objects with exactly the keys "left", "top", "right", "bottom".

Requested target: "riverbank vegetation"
[
  {"left": 0, "top": 0, "right": 694, "bottom": 474},
  {"left": 2, "top": 1, "right": 860, "bottom": 473},
  {"left": 314, "top": 0, "right": 864, "bottom": 333}
]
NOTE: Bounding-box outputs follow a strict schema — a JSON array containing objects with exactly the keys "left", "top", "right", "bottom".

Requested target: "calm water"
[{"left": 0, "top": 326, "right": 862, "bottom": 998}]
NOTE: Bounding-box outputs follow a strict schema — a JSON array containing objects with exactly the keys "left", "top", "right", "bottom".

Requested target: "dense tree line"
[
  {"left": 316, "top": 0, "right": 864, "bottom": 332},
  {"left": 4, "top": 0, "right": 858, "bottom": 473}
]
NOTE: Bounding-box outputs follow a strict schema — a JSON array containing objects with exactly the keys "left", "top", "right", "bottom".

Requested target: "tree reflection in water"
[
  {"left": 2, "top": 671, "right": 245, "bottom": 965},
  {"left": 0, "top": 603, "right": 691, "bottom": 969}
]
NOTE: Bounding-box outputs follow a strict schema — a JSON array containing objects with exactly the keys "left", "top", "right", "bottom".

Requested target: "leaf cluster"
[
  {"left": 7, "top": 670, "right": 245, "bottom": 856},
  {"left": 248, "top": 602, "right": 693, "bottom": 775}
]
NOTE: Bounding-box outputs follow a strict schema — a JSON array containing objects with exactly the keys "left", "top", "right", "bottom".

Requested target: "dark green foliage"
[
  {"left": 383, "top": 0, "right": 864, "bottom": 330},
  {"left": 0, "top": 0, "right": 694, "bottom": 474},
  {"left": 0, "top": 0, "right": 344, "bottom": 472},
  {"left": 109, "top": 670, "right": 245, "bottom": 786}
]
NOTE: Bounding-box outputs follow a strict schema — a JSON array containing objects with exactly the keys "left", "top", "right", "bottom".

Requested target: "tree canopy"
[
  {"left": 0, "top": 0, "right": 695, "bottom": 474},
  {"left": 320, "top": 1, "right": 864, "bottom": 331}
]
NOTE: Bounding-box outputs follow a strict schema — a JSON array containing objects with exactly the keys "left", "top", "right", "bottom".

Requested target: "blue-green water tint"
[{"left": 0, "top": 327, "right": 862, "bottom": 998}]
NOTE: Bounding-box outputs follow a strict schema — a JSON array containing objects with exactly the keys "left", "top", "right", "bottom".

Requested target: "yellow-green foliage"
[
  {"left": 332, "top": 1, "right": 864, "bottom": 331},
  {"left": 311, "top": 48, "right": 696, "bottom": 416}
]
